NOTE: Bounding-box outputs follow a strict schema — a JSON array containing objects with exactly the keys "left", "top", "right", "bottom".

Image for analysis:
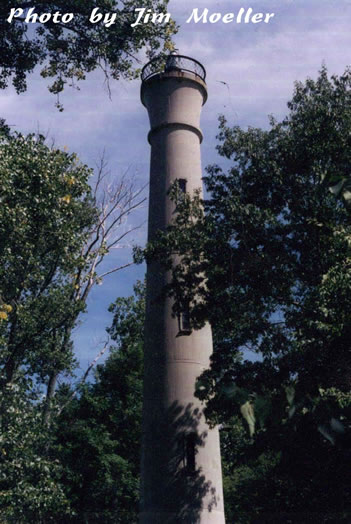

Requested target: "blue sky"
[{"left": 1, "top": 0, "right": 350, "bottom": 375}]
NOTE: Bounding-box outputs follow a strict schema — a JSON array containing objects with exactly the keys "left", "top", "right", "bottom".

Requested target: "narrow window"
[
  {"left": 177, "top": 178, "right": 187, "bottom": 193},
  {"left": 185, "top": 433, "right": 196, "bottom": 473},
  {"left": 178, "top": 306, "right": 191, "bottom": 335}
]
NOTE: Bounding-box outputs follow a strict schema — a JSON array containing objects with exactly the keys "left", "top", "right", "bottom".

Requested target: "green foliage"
[
  {"left": 0, "top": 0, "right": 176, "bottom": 105},
  {"left": 221, "top": 419, "right": 281, "bottom": 523},
  {"left": 0, "top": 123, "right": 147, "bottom": 519},
  {"left": 0, "top": 129, "right": 96, "bottom": 385},
  {"left": 0, "top": 380, "right": 70, "bottom": 522},
  {"left": 55, "top": 282, "right": 145, "bottom": 523},
  {"left": 0, "top": 129, "right": 99, "bottom": 519},
  {"left": 0, "top": 130, "right": 96, "bottom": 382},
  {"left": 141, "top": 67, "right": 351, "bottom": 519}
]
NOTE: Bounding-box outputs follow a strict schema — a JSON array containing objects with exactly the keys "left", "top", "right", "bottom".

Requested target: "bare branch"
[
  {"left": 105, "top": 223, "right": 144, "bottom": 251},
  {"left": 103, "top": 195, "right": 147, "bottom": 240},
  {"left": 98, "top": 262, "right": 133, "bottom": 279},
  {"left": 57, "top": 337, "right": 110, "bottom": 415}
]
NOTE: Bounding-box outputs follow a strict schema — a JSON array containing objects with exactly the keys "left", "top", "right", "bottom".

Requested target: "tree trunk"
[{"left": 43, "top": 372, "right": 58, "bottom": 426}]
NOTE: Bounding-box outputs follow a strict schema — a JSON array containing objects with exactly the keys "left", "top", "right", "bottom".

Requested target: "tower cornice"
[{"left": 141, "top": 69, "right": 208, "bottom": 107}]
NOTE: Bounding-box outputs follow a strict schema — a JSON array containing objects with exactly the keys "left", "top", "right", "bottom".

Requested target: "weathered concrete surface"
[{"left": 140, "top": 68, "right": 225, "bottom": 524}]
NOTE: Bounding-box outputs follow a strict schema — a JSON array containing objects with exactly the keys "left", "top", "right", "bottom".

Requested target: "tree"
[
  {"left": 0, "top": 378, "right": 71, "bottom": 523},
  {"left": 0, "top": 126, "right": 146, "bottom": 519},
  {"left": 0, "top": 126, "right": 145, "bottom": 385},
  {"left": 42, "top": 155, "right": 146, "bottom": 425},
  {"left": 0, "top": 126, "right": 97, "bottom": 521},
  {"left": 0, "top": 125, "right": 96, "bottom": 388},
  {"left": 141, "top": 67, "right": 351, "bottom": 519},
  {"left": 55, "top": 281, "right": 145, "bottom": 523},
  {"left": 0, "top": 0, "right": 176, "bottom": 107}
]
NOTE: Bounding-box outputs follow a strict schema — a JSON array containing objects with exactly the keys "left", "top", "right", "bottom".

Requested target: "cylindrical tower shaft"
[{"left": 140, "top": 56, "right": 225, "bottom": 524}]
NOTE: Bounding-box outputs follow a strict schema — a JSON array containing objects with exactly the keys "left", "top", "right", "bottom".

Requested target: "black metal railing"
[{"left": 141, "top": 54, "right": 206, "bottom": 83}]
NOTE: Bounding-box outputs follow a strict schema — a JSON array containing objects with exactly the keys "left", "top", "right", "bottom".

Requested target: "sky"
[{"left": 1, "top": 0, "right": 350, "bottom": 375}]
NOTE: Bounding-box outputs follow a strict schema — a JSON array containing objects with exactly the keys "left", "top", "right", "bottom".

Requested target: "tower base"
[{"left": 140, "top": 509, "right": 226, "bottom": 524}]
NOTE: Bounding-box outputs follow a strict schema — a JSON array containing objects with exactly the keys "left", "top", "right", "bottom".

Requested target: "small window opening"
[
  {"left": 177, "top": 178, "right": 187, "bottom": 194},
  {"left": 178, "top": 306, "right": 191, "bottom": 335},
  {"left": 185, "top": 433, "right": 196, "bottom": 473}
]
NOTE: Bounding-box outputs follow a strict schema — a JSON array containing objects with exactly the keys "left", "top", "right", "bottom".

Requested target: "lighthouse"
[{"left": 140, "top": 53, "right": 225, "bottom": 524}]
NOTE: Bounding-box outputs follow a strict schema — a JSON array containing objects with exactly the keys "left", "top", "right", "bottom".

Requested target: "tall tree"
[
  {"left": 55, "top": 281, "right": 145, "bottom": 523},
  {"left": 0, "top": 126, "right": 146, "bottom": 519},
  {"left": 0, "top": 125, "right": 96, "bottom": 388},
  {"left": 0, "top": 1, "right": 175, "bottom": 107},
  {"left": 0, "top": 125, "right": 145, "bottom": 387}
]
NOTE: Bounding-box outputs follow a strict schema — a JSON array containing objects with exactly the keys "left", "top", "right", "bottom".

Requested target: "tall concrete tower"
[{"left": 140, "top": 54, "right": 225, "bottom": 524}]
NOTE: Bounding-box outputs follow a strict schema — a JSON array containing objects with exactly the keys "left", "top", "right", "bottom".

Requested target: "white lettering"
[
  {"left": 131, "top": 8, "right": 170, "bottom": 27},
  {"left": 131, "top": 7, "right": 146, "bottom": 27},
  {"left": 186, "top": 8, "right": 208, "bottom": 23},
  {"left": 104, "top": 12, "right": 117, "bottom": 27},
  {"left": 244, "top": 8, "right": 253, "bottom": 23},
  {"left": 53, "top": 12, "right": 61, "bottom": 23},
  {"left": 144, "top": 9, "right": 152, "bottom": 24},
  {"left": 39, "top": 13, "right": 51, "bottom": 24},
  {"left": 26, "top": 7, "right": 38, "bottom": 23},
  {"left": 8, "top": 8, "right": 74, "bottom": 25},
  {"left": 223, "top": 13, "right": 234, "bottom": 23},
  {"left": 209, "top": 13, "right": 221, "bottom": 23},
  {"left": 252, "top": 13, "right": 263, "bottom": 23},
  {"left": 265, "top": 13, "right": 275, "bottom": 23},
  {"left": 152, "top": 12, "right": 171, "bottom": 24},
  {"left": 89, "top": 8, "right": 117, "bottom": 27},
  {"left": 90, "top": 7, "right": 103, "bottom": 24},
  {"left": 7, "top": 5, "right": 274, "bottom": 28},
  {"left": 7, "top": 8, "right": 23, "bottom": 23},
  {"left": 61, "top": 13, "right": 74, "bottom": 24},
  {"left": 237, "top": 8, "right": 245, "bottom": 23}
]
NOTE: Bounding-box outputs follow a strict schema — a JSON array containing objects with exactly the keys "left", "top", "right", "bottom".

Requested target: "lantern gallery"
[{"left": 186, "top": 7, "right": 275, "bottom": 24}]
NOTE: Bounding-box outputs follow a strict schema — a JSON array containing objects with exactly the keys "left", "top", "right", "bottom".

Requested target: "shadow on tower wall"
[{"left": 141, "top": 400, "right": 220, "bottom": 523}]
